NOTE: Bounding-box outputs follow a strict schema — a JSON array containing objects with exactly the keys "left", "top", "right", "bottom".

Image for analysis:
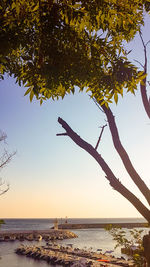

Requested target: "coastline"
[{"left": 1, "top": 219, "right": 149, "bottom": 267}]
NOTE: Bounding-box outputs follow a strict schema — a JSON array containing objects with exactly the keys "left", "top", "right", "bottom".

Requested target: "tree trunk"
[{"left": 143, "top": 232, "right": 150, "bottom": 267}]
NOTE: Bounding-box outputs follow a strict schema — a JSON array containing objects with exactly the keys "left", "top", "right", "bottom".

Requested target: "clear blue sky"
[{"left": 0, "top": 16, "right": 150, "bottom": 219}]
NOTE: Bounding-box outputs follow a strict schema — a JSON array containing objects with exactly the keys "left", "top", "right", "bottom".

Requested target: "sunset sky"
[{"left": 0, "top": 17, "right": 150, "bottom": 219}]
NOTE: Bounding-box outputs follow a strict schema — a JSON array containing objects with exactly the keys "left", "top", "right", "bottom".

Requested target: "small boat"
[{"left": 35, "top": 235, "right": 42, "bottom": 241}]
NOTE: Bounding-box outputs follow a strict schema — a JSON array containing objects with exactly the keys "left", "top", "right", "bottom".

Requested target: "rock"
[
  {"left": 0, "top": 229, "right": 77, "bottom": 243},
  {"left": 4, "top": 235, "right": 10, "bottom": 241},
  {"left": 0, "top": 236, "right": 4, "bottom": 241},
  {"left": 26, "top": 234, "right": 34, "bottom": 241},
  {"left": 18, "top": 235, "right": 25, "bottom": 241}
]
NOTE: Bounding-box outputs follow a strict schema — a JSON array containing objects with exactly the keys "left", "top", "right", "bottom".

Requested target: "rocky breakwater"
[
  {"left": 15, "top": 244, "right": 134, "bottom": 266},
  {"left": 58, "top": 223, "right": 149, "bottom": 229},
  {"left": 0, "top": 230, "right": 77, "bottom": 242}
]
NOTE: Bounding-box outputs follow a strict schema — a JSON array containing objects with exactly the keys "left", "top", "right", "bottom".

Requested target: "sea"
[{"left": 0, "top": 218, "right": 149, "bottom": 267}]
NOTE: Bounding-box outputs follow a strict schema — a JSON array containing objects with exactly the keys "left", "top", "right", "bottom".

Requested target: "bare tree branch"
[
  {"left": 57, "top": 117, "right": 150, "bottom": 222},
  {"left": 0, "top": 179, "right": 9, "bottom": 196},
  {"left": 146, "top": 40, "right": 150, "bottom": 47},
  {"left": 56, "top": 133, "right": 68, "bottom": 136},
  {"left": 0, "top": 150, "right": 16, "bottom": 169},
  {"left": 95, "top": 124, "right": 107, "bottom": 150},
  {"left": 0, "top": 131, "right": 16, "bottom": 196},
  {"left": 0, "top": 132, "right": 7, "bottom": 143},
  {"left": 139, "top": 32, "right": 150, "bottom": 119},
  {"left": 0, "top": 185, "right": 9, "bottom": 196},
  {"left": 139, "top": 31, "right": 147, "bottom": 72},
  {"left": 100, "top": 102, "right": 150, "bottom": 205},
  {"left": 134, "top": 59, "right": 144, "bottom": 69},
  {"left": 92, "top": 98, "right": 104, "bottom": 113}
]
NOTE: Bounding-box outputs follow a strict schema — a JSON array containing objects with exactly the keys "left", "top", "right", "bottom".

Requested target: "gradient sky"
[{"left": 0, "top": 16, "right": 150, "bottom": 219}]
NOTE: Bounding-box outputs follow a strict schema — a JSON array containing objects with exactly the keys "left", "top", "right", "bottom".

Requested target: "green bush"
[{"left": 105, "top": 225, "right": 146, "bottom": 266}]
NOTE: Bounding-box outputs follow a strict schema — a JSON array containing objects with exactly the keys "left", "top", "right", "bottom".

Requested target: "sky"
[{"left": 0, "top": 17, "right": 150, "bottom": 219}]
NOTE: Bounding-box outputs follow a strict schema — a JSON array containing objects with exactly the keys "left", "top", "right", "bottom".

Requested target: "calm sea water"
[
  {"left": 0, "top": 217, "right": 147, "bottom": 231},
  {"left": 0, "top": 218, "right": 149, "bottom": 267}
]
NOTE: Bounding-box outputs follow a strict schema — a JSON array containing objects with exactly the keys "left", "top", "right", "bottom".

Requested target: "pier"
[{"left": 56, "top": 222, "right": 149, "bottom": 229}]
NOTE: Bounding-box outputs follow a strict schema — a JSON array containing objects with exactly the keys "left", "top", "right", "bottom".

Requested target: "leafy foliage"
[
  {"left": 106, "top": 224, "right": 148, "bottom": 266},
  {"left": 0, "top": 0, "right": 149, "bottom": 104},
  {"left": 0, "top": 219, "right": 5, "bottom": 226}
]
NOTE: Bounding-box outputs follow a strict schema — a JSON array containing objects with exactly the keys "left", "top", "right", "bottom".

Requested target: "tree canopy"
[{"left": 0, "top": 0, "right": 149, "bottom": 105}]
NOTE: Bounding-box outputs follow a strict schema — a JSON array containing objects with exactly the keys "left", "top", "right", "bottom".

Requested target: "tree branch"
[
  {"left": 101, "top": 103, "right": 150, "bottom": 206},
  {"left": 134, "top": 59, "right": 144, "bottom": 69},
  {"left": 139, "top": 32, "right": 150, "bottom": 119},
  {"left": 0, "top": 150, "right": 16, "bottom": 169},
  {"left": 95, "top": 124, "right": 107, "bottom": 150},
  {"left": 0, "top": 132, "right": 15, "bottom": 197},
  {"left": 56, "top": 133, "right": 68, "bottom": 136},
  {"left": 92, "top": 97, "right": 104, "bottom": 113},
  {"left": 58, "top": 117, "right": 150, "bottom": 223},
  {"left": 0, "top": 179, "right": 9, "bottom": 196},
  {"left": 0, "top": 132, "right": 7, "bottom": 143},
  {"left": 0, "top": 184, "right": 9, "bottom": 196}
]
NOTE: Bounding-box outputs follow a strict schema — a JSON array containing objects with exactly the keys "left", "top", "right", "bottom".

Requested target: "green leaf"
[
  {"left": 25, "top": 82, "right": 32, "bottom": 87},
  {"left": 0, "top": 64, "right": 5, "bottom": 74},
  {"left": 114, "top": 93, "right": 118, "bottom": 104},
  {"left": 24, "top": 87, "right": 32, "bottom": 96},
  {"left": 32, "top": 4, "right": 39, "bottom": 12},
  {"left": 30, "top": 90, "right": 34, "bottom": 102},
  {"left": 40, "top": 88, "right": 46, "bottom": 93},
  {"left": 11, "top": 2, "right": 16, "bottom": 9}
]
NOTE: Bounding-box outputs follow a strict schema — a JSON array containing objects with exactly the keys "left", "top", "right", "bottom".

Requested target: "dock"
[{"left": 56, "top": 222, "right": 149, "bottom": 229}]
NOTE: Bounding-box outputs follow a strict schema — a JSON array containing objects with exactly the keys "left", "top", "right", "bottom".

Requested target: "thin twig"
[
  {"left": 139, "top": 31, "right": 147, "bottom": 71},
  {"left": 92, "top": 98, "right": 104, "bottom": 113},
  {"left": 0, "top": 185, "right": 9, "bottom": 196},
  {"left": 0, "top": 179, "right": 9, "bottom": 196},
  {"left": 0, "top": 151, "right": 16, "bottom": 169},
  {"left": 0, "top": 132, "right": 7, "bottom": 143},
  {"left": 95, "top": 124, "right": 107, "bottom": 150},
  {"left": 56, "top": 133, "right": 68, "bottom": 136},
  {"left": 139, "top": 31, "right": 150, "bottom": 118},
  {"left": 139, "top": 31, "right": 145, "bottom": 48},
  {"left": 146, "top": 40, "right": 150, "bottom": 47},
  {"left": 134, "top": 60, "right": 144, "bottom": 69}
]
